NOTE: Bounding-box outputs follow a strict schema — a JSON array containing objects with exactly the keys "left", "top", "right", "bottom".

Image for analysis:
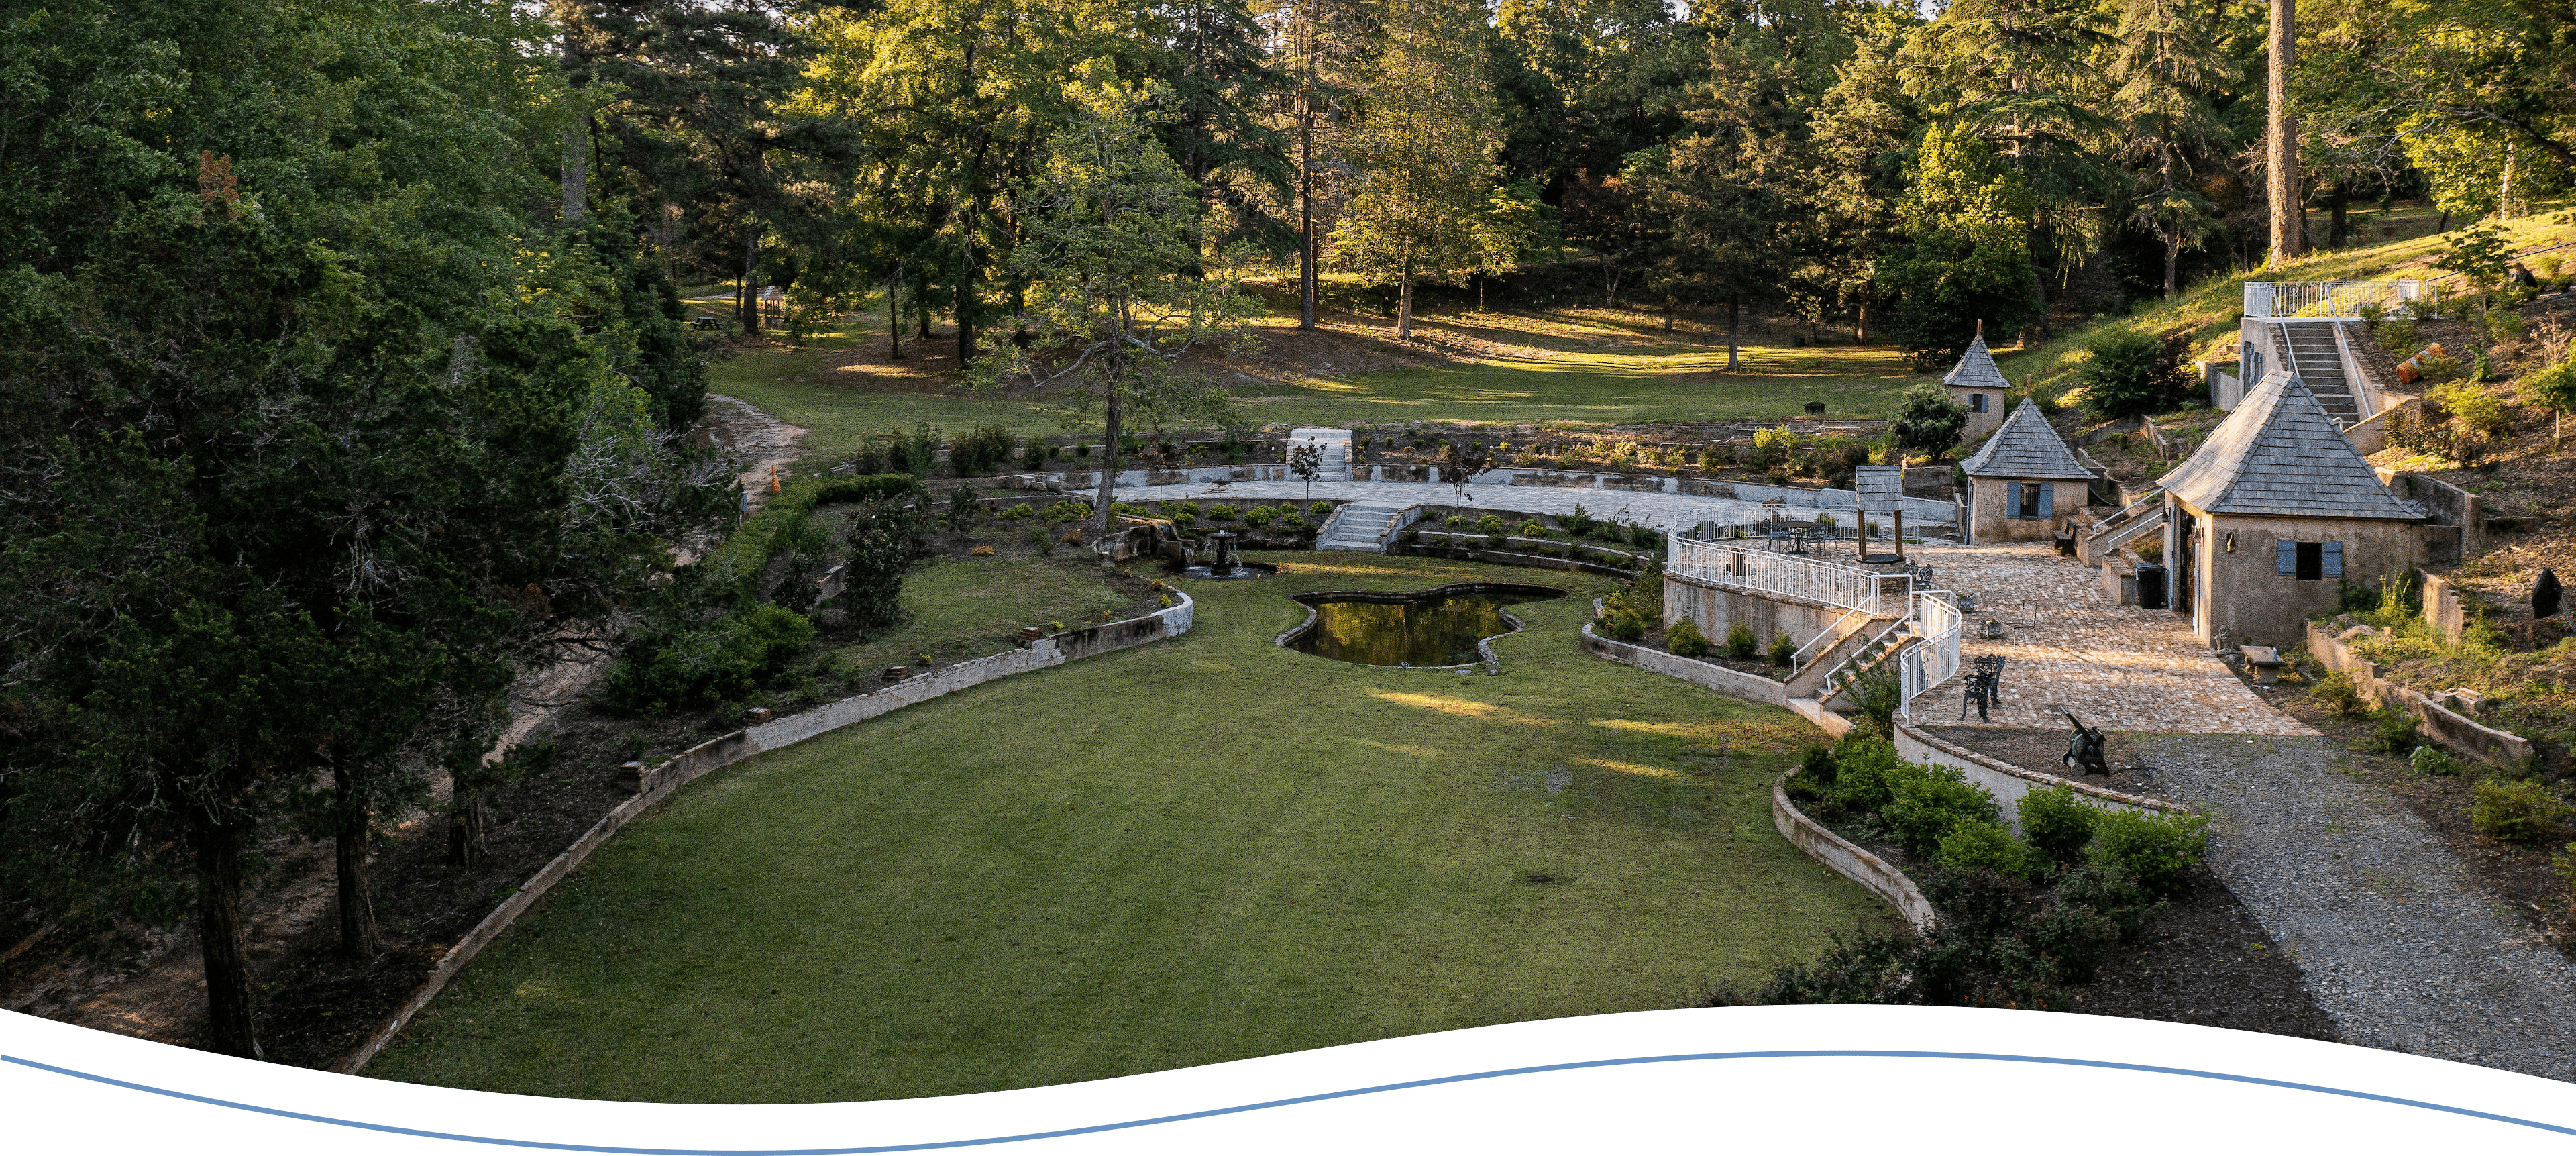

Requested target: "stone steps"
[
  {"left": 2281, "top": 321, "right": 2361, "bottom": 426},
  {"left": 1316, "top": 501, "right": 1407, "bottom": 552}
]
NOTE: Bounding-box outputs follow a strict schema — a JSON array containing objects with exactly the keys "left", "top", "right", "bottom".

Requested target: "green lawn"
[
  {"left": 368, "top": 552, "right": 1888, "bottom": 1102},
  {"left": 824, "top": 554, "right": 1133, "bottom": 676}
]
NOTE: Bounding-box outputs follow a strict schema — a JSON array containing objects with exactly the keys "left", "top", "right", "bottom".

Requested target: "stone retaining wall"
[
  {"left": 335, "top": 590, "right": 1196, "bottom": 1074},
  {"left": 2305, "top": 619, "right": 2534, "bottom": 767},
  {"left": 1894, "top": 722, "right": 2193, "bottom": 835},
  {"left": 1579, "top": 621, "right": 1792, "bottom": 706},
  {"left": 1771, "top": 771, "right": 1936, "bottom": 932}
]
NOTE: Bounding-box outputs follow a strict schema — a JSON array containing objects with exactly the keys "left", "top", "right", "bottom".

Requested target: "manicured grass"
[
  {"left": 1226, "top": 344, "right": 1919, "bottom": 428},
  {"left": 826, "top": 554, "right": 1133, "bottom": 676},
  {"left": 368, "top": 553, "right": 1888, "bottom": 1102}
]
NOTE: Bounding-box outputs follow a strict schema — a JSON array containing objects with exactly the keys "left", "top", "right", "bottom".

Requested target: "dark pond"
[{"left": 1283, "top": 583, "right": 1565, "bottom": 668}]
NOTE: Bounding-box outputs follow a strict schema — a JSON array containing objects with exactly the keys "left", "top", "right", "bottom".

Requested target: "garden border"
[
  {"left": 1893, "top": 723, "right": 2194, "bottom": 835},
  {"left": 2303, "top": 619, "right": 2534, "bottom": 767},
  {"left": 1771, "top": 770, "right": 1937, "bottom": 932},
  {"left": 331, "top": 590, "right": 1197, "bottom": 1075},
  {"left": 1578, "top": 620, "right": 1792, "bottom": 707}
]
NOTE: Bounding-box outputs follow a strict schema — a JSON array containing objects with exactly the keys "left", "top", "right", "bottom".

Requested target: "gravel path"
[{"left": 2142, "top": 733, "right": 2576, "bottom": 1078}]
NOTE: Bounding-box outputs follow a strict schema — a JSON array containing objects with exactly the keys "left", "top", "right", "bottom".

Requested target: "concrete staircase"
[
  {"left": 1815, "top": 619, "right": 1915, "bottom": 708},
  {"left": 2279, "top": 321, "right": 2362, "bottom": 427},
  {"left": 1784, "top": 616, "right": 1896, "bottom": 699},
  {"left": 1316, "top": 501, "right": 1409, "bottom": 552},
  {"left": 1287, "top": 427, "right": 1352, "bottom": 481}
]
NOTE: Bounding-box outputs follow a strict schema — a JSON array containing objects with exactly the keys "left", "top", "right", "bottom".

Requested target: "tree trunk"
[
  {"left": 2500, "top": 142, "right": 2517, "bottom": 217},
  {"left": 739, "top": 229, "right": 761, "bottom": 337},
  {"left": 1093, "top": 368, "right": 1122, "bottom": 531},
  {"left": 1726, "top": 301, "right": 1741, "bottom": 371},
  {"left": 2267, "top": 0, "right": 2302, "bottom": 266},
  {"left": 2328, "top": 184, "right": 2349, "bottom": 248},
  {"left": 957, "top": 40, "right": 983, "bottom": 367},
  {"left": 1297, "top": 23, "right": 1318, "bottom": 332},
  {"left": 2165, "top": 235, "right": 2181, "bottom": 299},
  {"left": 888, "top": 264, "right": 903, "bottom": 360},
  {"left": 333, "top": 764, "right": 380, "bottom": 959},
  {"left": 191, "top": 812, "right": 260, "bottom": 1059},
  {"left": 916, "top": 268, "right": 932, "bottom": 340},
  {"left": 1397, "top": 260, "right": 1415, "bottom": 341},
  {"left": 561, "top": 123, "right": 587, "bottom": 224}
]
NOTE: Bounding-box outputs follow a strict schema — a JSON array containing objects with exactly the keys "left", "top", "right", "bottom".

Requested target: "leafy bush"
[
  {"left": 1519, "top": 519, "right": 1547, "bottom": 538},
  {"left": 2312, "top": 670, "right": 2367, "bottom": 717},
  {"left": 1855, "top": 666, "right": 1903, "bottom": 735},
  {"left": 1768, "top": 631, "right": 1795, "bottom": 667},
  {"left": 2086, "top": 808, "right": 2210, "bottom": 895},
  {"left": 1564, "top": 503, "right": 1598, "bottom": 536},
  {"left": 1668, "top": 617, "right": 1711, "bottom": 658},
  {"left": 814, "top": 473, "right": 924, "bottom": 507},
  {"left": 885, "top": 423, "right": 943, "bottom": 476},
  {"left": 1599, "top": 605, "right": 1648, "bottom": 641},
  {"left": 2017, "top": 786, "right": 2102, "bottom": 863},
  {"left": 1750, "top": 426, "right": 1801, "bottom": 472},
  {"left": 602, "top": 602, "right": 818, "bottom": 715},
  {"left": 1725, "top": 621, "right": 1758, "bottom": 659},
  {"left": 1797, "top": 744, "right": 1840, "bottom": 787},
  {"left": 1937, "top": 819, "right": 2035, "bottom": 879},
  {"left": 1823, "top": 734, "right": 1907, "bottom": 811},
  {"left": 2371, "top": 711, "right": 2421, "bottom": 754},
  {"left": 2077, "top": 329, "right": 2186, "bottom": 420},
  {"left": 1242, "top": 505, "right": 1277, "bottom": 527},
  {"left": 996, "top": 502, "right": 1036, "bottom": 521},
  {"left": 1311, "top": 501, "right": 1334, "bottom": 514},
  {"left": 2410, "top": 745, "right": 2464, "bottom": 776},
  {"left": 1886, "top": 766, "right": 2002, "bottom": 856},
  {"left": 1475, "top": 513, "right": 1505, "bottom": 534},
  {"left": 946, "top": 423, "right": 1016, "bottom": 476},
  {"left": 1207, "top": 504, "right": 1240, "bottom": 521},
  {"left": 1283, "top": 514, "right": 1307, "bottom": 529},
  {"left": 2472, "top": 778, "right": 2567, "bottom": 843}
]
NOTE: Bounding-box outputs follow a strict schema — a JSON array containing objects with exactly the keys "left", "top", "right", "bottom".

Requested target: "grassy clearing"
[
  {"left": 826, "top": 554, "right": 1134, "bottom": 676},
  {"left": 368, "top": 552, "right": 1888, "bottom": 1102}
]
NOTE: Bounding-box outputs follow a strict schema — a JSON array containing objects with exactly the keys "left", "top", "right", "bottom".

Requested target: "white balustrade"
[{"left": 2241, "top": 280, "right": 2428, "bottom": 319}]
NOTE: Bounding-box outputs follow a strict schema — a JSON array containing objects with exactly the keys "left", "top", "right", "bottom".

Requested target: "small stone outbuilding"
[
  {"left": 1943, "top": 334, "right": 2012, "bottom": 444},
  {"left": 1959, "top": 398, "right": 2094, "bottom": 544},
  {"left": 2156, "top": 372, "right": 2425, "bottom": 648}
]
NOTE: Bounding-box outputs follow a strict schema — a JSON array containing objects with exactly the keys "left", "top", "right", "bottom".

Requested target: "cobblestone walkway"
[
  {"left": 2144, "top": 733, "right": 2576, "bottom": 1079},
  {"left": 1911, "top": 543, "right": 2314, "bottom": 737}
]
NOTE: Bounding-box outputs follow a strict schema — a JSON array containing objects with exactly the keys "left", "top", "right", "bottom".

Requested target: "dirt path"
[{"left": 703, "top": 392, "right": 810, "bottom": 509}]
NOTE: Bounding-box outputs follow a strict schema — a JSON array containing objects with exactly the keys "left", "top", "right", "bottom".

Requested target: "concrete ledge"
[
  {"left": 1894, "top": 722, "right": 2192, "bottom": 835},
  {"left": 336, "top": 590, "right": 1196, "bottom": 1074},
  {"left": 2305, "top": 620, "right": 2533, "bottom": 767},
  {"left": 1772, "top": 770, "right": 1936, "bottom": 932},
  {"left": 1579, "top": 621, "right": 1792, "bottom": 706},
  {"left": 1383, "top": 542, "right": 1638, "bottom": 578}
]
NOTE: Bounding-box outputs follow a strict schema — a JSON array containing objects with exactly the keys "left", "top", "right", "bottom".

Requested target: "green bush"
[
  {"left": 946, "top": 423, "right": 1016, "bottom": 476},
  {"left": 1936, "top": 819, "right": 2035, "bottom": 879},
  {"left": 2409, "top": 745, "right": 2464, "bottom": 776},
  {"left": 2472, "top": 778, "right": 2567, "bottom": 843},
  {"left": 1886, "top": 766, "right": 2002, "bottom": 856},
  {"left": 2018, "top": 786, "right": 2101, "bottom": 863},
  {"left": 1519, "top": 520, "right": 1547, "bottom": 538},
  {"left": 1476, "top": 513, "right": 1505, "bottom": 534},
  {"left": 1797, "top": 744, "right": 1839, "bottom": 788},
  {"left": 2312, "top": 670, "right": 2367, "bottom": 717},
  {"left": 1311, "top": 501, "right": 1334, "bottom": 514},
  {"left": 1283, "top": 513, "right": 1307, "bottom": 529},
  {"left": 2086, "top": 808, "right": 2210, "bottom": 895},
  {"left": 1855, "top": 666, "right": 1902, "bottom": 735},
  {"left": 1768, "top": 631, "right": 1795, "bottom": 668},
  {"left": 1600, "top": 606, "right": 1648, "bottom": 641},
  {"left": 1208, "top": 504, "right": 1240, "bottom": 521},
  {"left": 997, "top": 502, "right": 1036, "bottom": 521},
  {"left": 602, "top": 602, "right": 818, "bottom": 715},
  {"left": 2076, "top": 329, "right": 2186, "bottom": 421},
  {"left": 1242, "top": 505, "right": 1277, "bottom": 527},
  {"left": 1668, "top": 617, "right": 1711, "bottom": 658},
  {"left": 1725, "top": 621, "right": 1758, "bottom": 659},
  {"left": 1824, "top": 734, "right": 1907, "bottom": 811},
  {"left": 2371, "top": 711, "right": 2421, "bottom": 754},
  {"left": 813, "top": 473, "right": 924, "bottom": 507}
]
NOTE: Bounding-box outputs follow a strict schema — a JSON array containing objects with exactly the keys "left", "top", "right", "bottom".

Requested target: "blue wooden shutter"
[
  {"left": 2322, "top": 541, "right": 2343, "bottom": 577},
  {"left": 2037, "top": 483, "right": 2054, "bottom": 518},
  {"left": 2276, "top": 539, "right": 2297, "bottom": 575}
]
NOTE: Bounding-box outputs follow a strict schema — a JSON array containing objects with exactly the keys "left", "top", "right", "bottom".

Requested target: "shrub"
[
  {"left": 2410, "top": 745, "right": 2463, "bottom": 776},
  {"left": 1937, "top": 819, "right": 2035, "bottom": 879},
  {"left": 1886, "top": 766, "right": 2002, "bottom": 856},
  {"left": 1311, "top": 501, "right": 1334, "bottom": 514},
  {"left": 1208, "top": 504, "right": 1240, "bottom": 521},
  {"left": 2472, "top": 778, "right": 2567, "bottom": 843},
  {"left": 1283, "top": 514, "right": 1306, "bottom": 529},
  {"left": 946, "top": 423, "right": 1016, "bottom": 476},
  {"left": 1824, "top": 734, "right": 1906, "bottom": 811},
  {"left": 997, "top": 502, "right": 1036, "bottom": 521},
  {"left": 1171, "top": 510, "right": 1195, "bottom": 526},
  {"left": 1601, "top": 606, "right": 1648, "bottom": 641},
  {"left": 969, "top": 544, "right": 994, "bottom": 557},
  {"left": 814, "top": 473, "right": 924, "bottom": 507},
  {"left": 2018, "top": 786, "right": 2101, "bottom": 863},
  {"left": 1725, "top": 621, "right": 1758, "bottom": 658},
  {"left": 1797, "top": 744, "right": 1839, "bottom": 787},
  {"left": 1768, "top": 631, "right": 1795, "bottom": 667},
  {"left": 1476, "top": 513, "right": 1505, "bottom": 534},
  {"left": 1243, "top": 505, "right": 1277, "bottom": 527},
  {"left": 1565, "top": 503, "right": 1597, "bottom": 536},
  {"left": 2312, "top": 670, "right": 2367, "bottom": 717},
  {"left": 1668, "top": 617, "right": 1711, "bottom": 658},
  {"left": 2371, "top": 711, "right": 2421, "bottom": 754},
  {"left": 1520, "top": 520, "right": 1548, "bottom": 538},
  {"left": 2086, "top": 809, "right": 2210, "bottom": 895},
  {"left": 1855, "top": 666, "right": 1902, "bottom": 735},
  {"left": 2076, "top": 329, "right": 2186, "bottom": 421},
  {"left": 602, "top": 602, "right": 818, "bottom": 715}
]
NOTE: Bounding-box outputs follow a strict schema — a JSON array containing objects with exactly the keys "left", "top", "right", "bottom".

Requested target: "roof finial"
[{"left": 1974, "top": 319, "right": 1983, "bottom": 339}]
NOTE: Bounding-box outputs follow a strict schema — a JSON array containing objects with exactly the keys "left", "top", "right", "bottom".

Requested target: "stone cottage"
[
  {"left": 1959, "top": 398, "right": 2095, "bottom": 544},
  {"left": 1943, "top": 333, "right": 2012, "bottom": 444},
  {"left": 2155, "top": 372, "right": 2425, "bottom": 648}
]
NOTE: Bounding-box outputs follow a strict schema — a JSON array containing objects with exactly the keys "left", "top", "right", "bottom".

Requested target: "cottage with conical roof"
[
  {"left": 1960, "top": 397, "right": 2096, "bottom": 544},
  {"left": 1943, "top": 333, "right": 2012, "bottom": 443},
  {"left": 2155, "top": 372, "right": 2425, "bottom": 647}
]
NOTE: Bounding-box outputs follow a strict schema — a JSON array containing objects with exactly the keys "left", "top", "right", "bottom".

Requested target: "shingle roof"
[
  {"left": 1854, "top": 465, "right": 1904, "bottom": 513},
  {"left": 2156, "top": 372, "right": 2424, "bottom": 519},
  {"left": 1960, "top": 398, "right": 2096, "bottom": 480},
  {"left": 1943, "top": 336, "right": 2011, "bottom": 393}
]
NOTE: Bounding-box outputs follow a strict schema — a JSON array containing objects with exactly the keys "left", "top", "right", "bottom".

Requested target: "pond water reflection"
[{"left": 1283, "top": 584, "right": 1565, "bottom": 668}]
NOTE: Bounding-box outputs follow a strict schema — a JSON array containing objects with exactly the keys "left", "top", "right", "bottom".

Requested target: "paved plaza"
[{"left": 1911, "top": 543, "right": 2315, "bottom": 737}]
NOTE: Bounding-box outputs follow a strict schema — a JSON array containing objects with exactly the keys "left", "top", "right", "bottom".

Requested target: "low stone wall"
[
  {"left": 2305, "top": 619, "right": 2534, "bottom": 767},
  {"left": 1383, "top": 542, "right": 1638, "bottom": 578},
  {"left": 1771, "top": 771, "right": 1936, "bottom": 932},
  {"left": 1579, "top": 621, "right": 1792, "bottom": 707},
  {"left": 336, "top": 590, "right": 1197, "bottom": 1074},
  {"left": 1893, "top": 723, "right": 2192, "bottom": 836}
]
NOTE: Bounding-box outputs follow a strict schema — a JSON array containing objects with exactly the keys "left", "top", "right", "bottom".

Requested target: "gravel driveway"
[{"left": 2142, "top": 733, "right": 2576, "bottom": 1079}]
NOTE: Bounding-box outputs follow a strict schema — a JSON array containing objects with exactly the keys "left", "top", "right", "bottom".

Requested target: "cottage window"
[
  {"left": 2275, "top": 539, "right": 2341, "bottom": 580},
  {"left": 1969, "top": 392, "right": 1988, "bottom": 413},
  {"left": 2013, "top": 482, "right": 2052, "bottom": 519}
]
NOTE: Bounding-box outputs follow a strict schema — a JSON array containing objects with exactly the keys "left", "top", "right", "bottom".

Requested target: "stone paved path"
[
  {"left": 1910, "top": 543, "right": 2313, "bottom": 737},
  {"left": 1114, "top": 476, "right": 1811, "bottom": 536},
  {"left": 2143, "top": 733, "right": 2576, "bottom": 1079}
]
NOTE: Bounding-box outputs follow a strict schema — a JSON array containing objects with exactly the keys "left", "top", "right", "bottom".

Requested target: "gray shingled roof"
[
  {"left": 1943, "top": 336, "right": 2011, "bottom": 393},
  {"left": 2157, "top": 372, "right": 2424, "bottom": 519},
  {"left": 1854, "top": 465, "right": 1904, "bottom": 513},
  {"left": 1960, "top": 398, "right": 2096, "bottom": 480}
]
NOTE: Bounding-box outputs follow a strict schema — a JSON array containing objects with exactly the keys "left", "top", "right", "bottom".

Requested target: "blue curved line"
[{"left": 7, "top": 1047, "right": 2571, "bottom": 1152}]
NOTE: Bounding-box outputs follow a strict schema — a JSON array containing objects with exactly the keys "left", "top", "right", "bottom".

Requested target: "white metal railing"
[
  {"left": 1896, "top": 592, "right": 1962, "bottom": 722},
  {"left": 2242, "top": 280, "right": 2427, "bottom": 319},
  {"left": 1670, "top": 536, "right": 1903, "bottom": 615},
  {"left": 1791, "top": 606, "right": 1869, "bottom": 672}
]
